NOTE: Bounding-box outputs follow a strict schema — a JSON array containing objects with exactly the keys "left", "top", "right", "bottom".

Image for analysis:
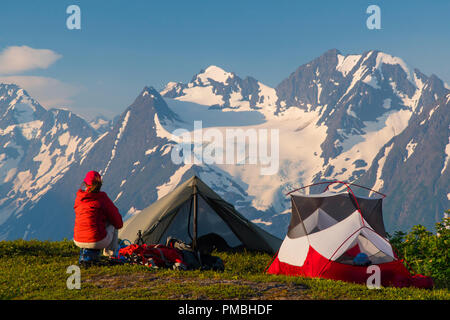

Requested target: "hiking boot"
[{"left": 78, "top": 248, "right": 101, "bottom": 264}]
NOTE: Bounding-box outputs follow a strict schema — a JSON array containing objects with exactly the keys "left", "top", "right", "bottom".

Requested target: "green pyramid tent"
[{"left": 119, "top": 176, "right": 281, "bottom": 254}]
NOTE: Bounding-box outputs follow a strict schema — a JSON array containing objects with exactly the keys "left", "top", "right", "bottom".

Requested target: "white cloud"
[
  {"left": 0, "top": 46, "right": 62, "bottom": 75},
  {"left": 0, "top": 46, "right": 78, "bottom": 110},
  {"left": 0, "top": 75, "right": 78, "bottom": 108}
]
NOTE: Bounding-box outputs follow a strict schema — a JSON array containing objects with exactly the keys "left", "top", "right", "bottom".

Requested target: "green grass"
[{"left": 0, "top": 240, "right": 448, "bottom": 300}]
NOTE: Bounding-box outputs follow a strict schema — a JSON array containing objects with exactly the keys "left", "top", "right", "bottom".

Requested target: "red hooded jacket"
[{"left": 73, "top": 189, "right": 123, "bottom": 243}]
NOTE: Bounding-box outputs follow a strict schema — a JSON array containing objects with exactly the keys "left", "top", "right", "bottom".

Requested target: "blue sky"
[{"left": 0, "top": 0, "right": 448, "bottom": 119}]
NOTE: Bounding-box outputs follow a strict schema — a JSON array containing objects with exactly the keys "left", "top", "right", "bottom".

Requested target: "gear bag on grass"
[
  {"left": 118, "top": 243, "right": 187, "bottom": 270},
  {"left": 166, "top": 237, "right": 224, "bottom": 271}
]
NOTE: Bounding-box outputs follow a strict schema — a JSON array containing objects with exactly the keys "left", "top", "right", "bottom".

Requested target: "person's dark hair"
[{"left": 82, "top": 178, "right": 102, "bottom": 193}]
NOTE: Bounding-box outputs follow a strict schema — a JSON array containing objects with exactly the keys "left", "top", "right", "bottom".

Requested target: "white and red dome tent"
[{"left": 266, "top": 181, "right": 433, "bottom": 288}]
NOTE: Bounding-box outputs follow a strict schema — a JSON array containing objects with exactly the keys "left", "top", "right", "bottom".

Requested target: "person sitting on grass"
[{"left": 73, "top": 170, "right": 123, "bottom": 264}]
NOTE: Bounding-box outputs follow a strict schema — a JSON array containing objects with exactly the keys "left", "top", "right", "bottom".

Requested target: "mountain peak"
[
  {"left": 0, "top": 82, "right": 21, "bottom": 91},
  {"left": 128, "top": 87, "right": 179, "bottom": 123},
  {"left": 0, "top": 83, "right": 47, "bottom": 126},
  {"left": 194, "top": 65, "right": 234, "bottom": 84},
  {"left": 89, "top": 114, "right": 112, "bottom": 134},
  {"left": 322, "top": 48, "right": 341, "bottom": 57},
  {"left": 141, "top": 86, "right": 160, "bottom": 97},
  {"left": 136, "top": 86, "right": 169, "bottom": 105},
  {"left": 0, "top": 83, "right": 29, "bottom": 100},
  {"left": 203, "top": 65, "right": 228, "bottom": 74}
]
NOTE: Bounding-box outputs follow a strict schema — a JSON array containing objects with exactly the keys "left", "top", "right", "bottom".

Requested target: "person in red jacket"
[{"left": 74, "top": 171, "right": 123, "bottom": 260}]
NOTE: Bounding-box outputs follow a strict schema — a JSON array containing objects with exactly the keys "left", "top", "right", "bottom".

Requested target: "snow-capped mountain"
[
  {"left": 357, "top": 92, "right": 450, "bottom": 230},
  {"left": 161, "top": 65, "right": 278, "bottom": 116},
  {"left": 0, "top": 84, "right": 99, "bottom": 238},
  {"left": 160, "top": 49, "right": 449, "bottom": 233},
  {"left": 89, "top": 115, "right": 113, "bottom": 134},
  {"left": 276, "top": 49, "right": 442, "bottom": 164},
  {"left": 0, "top": 49, "right": 448, "bottom": 240},
  {"left": 0, "top": 86, "right": 257, "bottom": 240}
]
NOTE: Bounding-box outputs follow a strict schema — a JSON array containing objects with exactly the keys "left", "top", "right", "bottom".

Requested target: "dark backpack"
[{"left": 166, "top": 237, "right": 224, "bottom": 271}]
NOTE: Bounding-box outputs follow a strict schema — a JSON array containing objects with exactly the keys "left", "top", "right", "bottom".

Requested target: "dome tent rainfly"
[
  {"left": 119, "top": 176, "right": 282, "bottom": 254},
  {"left": 266, "top": 181, "right": 434, "bottom": 288}
]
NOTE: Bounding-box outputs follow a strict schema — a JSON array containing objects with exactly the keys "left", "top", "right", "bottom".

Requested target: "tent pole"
[
  {"left": 192, "top": 185, "right": 198, "bottom": 252},
  {"left": 192, "top": 184, "right": 203, "bottom": 267}
]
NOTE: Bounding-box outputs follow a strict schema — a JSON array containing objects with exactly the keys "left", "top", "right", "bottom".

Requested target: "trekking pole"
[{"left": 136, "top": 230, "right": 145, "bottom": 245}]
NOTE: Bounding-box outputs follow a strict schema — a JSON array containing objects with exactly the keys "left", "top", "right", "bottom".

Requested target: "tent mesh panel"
[
  {"left": 334, "top": 234, "right": 395, "bottom": 265},
  {"left": 289, "top": 194, "right": 386, "bottom": 237}
]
